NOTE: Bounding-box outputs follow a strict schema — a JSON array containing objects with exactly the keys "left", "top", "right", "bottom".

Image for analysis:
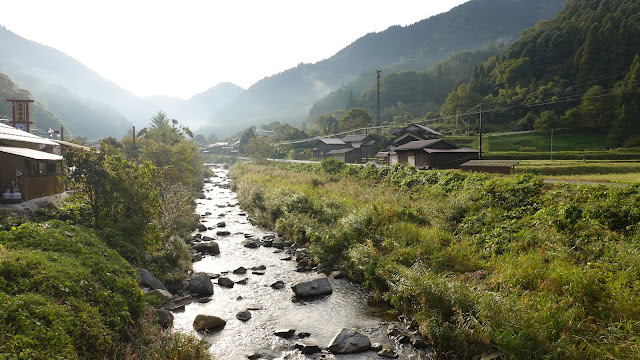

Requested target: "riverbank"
[
  {"left": 230, "top": 159, "right": 640, "bottom": 360},
  {"left": 171, "top": 165, "right": 434, "bottom": 359}
]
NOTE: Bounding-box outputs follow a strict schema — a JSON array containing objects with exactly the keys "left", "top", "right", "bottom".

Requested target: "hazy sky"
[{"left": 1, "top": 0, "right": 469, "bottom": 100}]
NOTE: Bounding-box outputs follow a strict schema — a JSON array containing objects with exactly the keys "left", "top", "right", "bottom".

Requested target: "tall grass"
[{"left": 231, "top": 160, "right": 640, "bottom": 359}]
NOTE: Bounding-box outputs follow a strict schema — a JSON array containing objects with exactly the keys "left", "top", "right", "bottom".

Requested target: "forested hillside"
[
  {"left": 208, "top": 0, "right": 565, "bottom": 136},
  {"left": 0, "top": 71, "right": 66, "bottom": 134},
  {"left": 437, "top": 0, "right": 640, "bottom": 147},
  {"left": 307, "top": 0, "right": 565, "bottom": 122}
]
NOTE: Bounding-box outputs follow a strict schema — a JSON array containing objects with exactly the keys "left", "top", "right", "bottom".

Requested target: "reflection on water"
[{"left": 171, "top": 165, "right": 433, "bottom": 360}]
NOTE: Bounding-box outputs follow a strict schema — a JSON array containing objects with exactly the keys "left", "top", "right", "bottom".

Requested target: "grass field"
[{"left": 514, "top": 160, "right": 640, "bottom": 183}]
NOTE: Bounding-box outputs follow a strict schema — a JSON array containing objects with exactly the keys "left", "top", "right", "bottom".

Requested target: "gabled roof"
[
  {"left": 0, "top": 123, "right": 58, "bottom": 147},
  {"left": 342, "top": 134, "right": 368, "bottom": 143},
  {"left": 316, "top": 138, "right": 346, "bottom": 146},
  {"left": 393, "top": 123, "right": 443, "bottom": 137}
]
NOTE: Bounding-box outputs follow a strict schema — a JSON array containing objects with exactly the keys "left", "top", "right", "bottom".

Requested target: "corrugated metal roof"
[
  {"left": 393, "top": 139, "right": 443, "bottom": 150},
  {"left": 0, "top": 145, "right": 63, "bottom": 160},
  {"left": 51, "top": 139, "right": 90, "bottom": 151},
  {"left": 0, "top": 123, "right": 58, "bottom": 146},
  {"left": 317, "top": 138, "right": 346, "bottom": 145},
  {"left": 327, "top": 148, "right": 355, "bottom": 155}
]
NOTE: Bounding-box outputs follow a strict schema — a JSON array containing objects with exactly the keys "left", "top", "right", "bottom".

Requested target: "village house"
[
  {"left": 0, "top": 123, "right": 65, "bottom": 201},
  {"left": 390, "top": 139, "right": 479, "bottom": 169},
  {"left": 391, "top": 123, "right": 443, "bottom": 147},
  {"left": 312, "top": 138, "right": 346, "bottom": 160}
]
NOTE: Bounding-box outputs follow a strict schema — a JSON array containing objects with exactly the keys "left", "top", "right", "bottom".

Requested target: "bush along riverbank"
[
  {"left": 230, "top": 159, "right": 640, "bottom": 360},
  {"left": 0, "top": 113, "right": 213, "bottom": 359}
]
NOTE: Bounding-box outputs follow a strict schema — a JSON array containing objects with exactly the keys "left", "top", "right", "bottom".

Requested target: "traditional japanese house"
[
  {"left": 391, "top": 139, "right": 479, "bottom": 169},
  {"left": 313, "top": 138, "right": 346, "bottom": 159}
]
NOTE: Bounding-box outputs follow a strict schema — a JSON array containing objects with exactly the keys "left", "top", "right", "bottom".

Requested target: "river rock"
[
  {"left": 243, "top": 239, "right": 259, "bottom": 248},
  {"left": 274, "top": 328, "right": 296, "bottom": 338},
  {"left": 140, "top": 268, "right": 165, "bottom": 290},
  {"left": 193, "top": 314, "right": 226, "bottom": 332},
  {"left": 147, "top": 289, "right": 173, "bottom": 303},
  {"left": 193, "top": 241, "right": 220, "bottom": 255},
  {"left": 236, "top": 278, "right": 248, "bottom": 285},
  {"left": 198, "top": 193, "right": 206, "bottom": 199},
  {"left": 233, "top": 266, "right": 247, "bottom": 274},
  {"left": 294, "top": 339, "right": 321, "bottom": 354},
  {"left": 217, "top": 230, "right": 231, "bottom": 236},
  {"left": 188, "top": 273, "right": 214, "bottom": 296},
  {"left": 196, "top": 224, "right": 207, "bottom": 231},
  {"left": 155, "top": 309, "right": 174, "bottom": 328},
  {"left": 330, "top": 270, "right": 346, "bottom": 279},
  {"left": 217, "top": 222, "right": 226, "bottom": 227},
  {"left": 250, "top": 265, "right": 266, "bottom": 271},
  {"left": 218, "top": 277, "right": 235, "bottom": 288},
  {"left": 271, "top": 280, "right": 285, "bottom": 289},
  {"left": 378, "top": 343, "right": 398, "bottom": 358},
  {"left": 291, "top": 274, "right": 332, "bottom": 297},
  {"left": 327, "top": 328, "right": 371, "bottom": 354},
  {"left": 236, "top": 310, "right": 251, "bottom": 321}
]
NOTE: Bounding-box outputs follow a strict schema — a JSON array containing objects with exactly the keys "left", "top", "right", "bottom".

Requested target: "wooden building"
[
  {"left": 0, "top": 123, "right": 64, "bottom": 201},
  {"left": 342, "top": 134, "right": 376, "bottom": 161},
  {"left": 313, "top": 138, "right": 346, "bottom": 159},
  {"left": 391, "top": 139, "right": 479, "bottom": 169},
  {"left": 325, "top": 147, "right": 362, "bottom": 163}
]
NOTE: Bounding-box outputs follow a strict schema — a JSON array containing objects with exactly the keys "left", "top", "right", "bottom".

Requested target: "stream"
[{"left": 172, "top": 165, "right": 434, "bottom": 360}]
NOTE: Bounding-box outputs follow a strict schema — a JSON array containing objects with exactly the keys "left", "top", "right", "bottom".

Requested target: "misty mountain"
[
  {"left": 206, "top": 0, "right": 566, "bottom": 136},
  {"left": 0, "top": 25, "right": 157, "bottom": 138},
  {"left": 147, "top": 82, "right": 243, "bottom": 131}
]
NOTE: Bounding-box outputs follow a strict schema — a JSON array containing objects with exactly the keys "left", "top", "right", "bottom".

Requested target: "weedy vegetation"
[{"left": 231, "top": 158, "right": 640, "bottom": 360}]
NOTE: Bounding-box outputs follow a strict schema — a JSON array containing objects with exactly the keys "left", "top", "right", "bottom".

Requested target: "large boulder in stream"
[
  {"left": 193, "top": 314, "right": 226, "bottom": 332},
  {"left": 291, "top": 274, "right": 332, "bottom": 297},
  {"left": 327, "top": 328, "right": 371, "bottom": 354},
  {"left": 188, "top": 273, "right": 214, "bottom": 296},
  {"left": 193, "top": 241, "right": 220, "bottom": 255}
]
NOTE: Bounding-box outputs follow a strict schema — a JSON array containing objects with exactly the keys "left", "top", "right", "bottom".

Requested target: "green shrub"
[{"left": 0, "top": 221, "right": 143, "bottom": 359}]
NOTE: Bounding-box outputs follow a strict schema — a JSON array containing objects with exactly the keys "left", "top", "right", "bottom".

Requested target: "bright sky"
[{"left": 1, "top": 0, "right": 469, "bottom": 100}]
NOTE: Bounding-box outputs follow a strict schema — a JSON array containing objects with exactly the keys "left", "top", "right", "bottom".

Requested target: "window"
[{"left": 29, "top": 161, "right": 62, "bottom": 176}]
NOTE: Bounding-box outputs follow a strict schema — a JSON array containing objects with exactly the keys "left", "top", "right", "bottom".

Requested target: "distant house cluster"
[
  {"left": 0, "top": 123, "right": 88, "bottom": 202},
  {"left": 313, "top": 123, "right": 480, "bottom": 170},
  {"left": 202, "top": 141, "right": 240, "bottom": 156}
]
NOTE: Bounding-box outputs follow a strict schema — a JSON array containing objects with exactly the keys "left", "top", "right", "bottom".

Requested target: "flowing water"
[{"left": 172, "top": 165, "right": 434, "bottom": 360}]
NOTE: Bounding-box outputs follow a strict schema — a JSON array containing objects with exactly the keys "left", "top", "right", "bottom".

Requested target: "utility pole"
[
  {"left": 376, "top": 58, "right": 381, "bottom": 129},
  {"left": 478, "top": 104, "right": 483, "bottom": 160},
  {"left": 550, "top": 128, "right": 554, "bottom": 161},
  {"left": 132, "top": 125, "right": 136, "bottom": 148}
]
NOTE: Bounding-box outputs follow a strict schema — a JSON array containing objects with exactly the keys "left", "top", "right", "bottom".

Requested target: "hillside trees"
[{"left": 339, "top": 108, "right": 372, "bottom": 131}]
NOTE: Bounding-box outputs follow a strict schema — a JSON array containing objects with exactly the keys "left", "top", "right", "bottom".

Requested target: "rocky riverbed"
[{"left": 147, "top": 165, "right": 435, "bottom": 360}]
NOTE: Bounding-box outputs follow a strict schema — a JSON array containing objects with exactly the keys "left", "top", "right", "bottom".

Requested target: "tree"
[
  {"left": 578, "top": 85, "right": 613, "bottom": 130},
  {"left": 244, "top": 137, "right": 276, "bottom": 160},
  {"left": 339, "top": 108, "right": 372, "bottom": 131},
  {"left": 239, "top": 127, "right": 257, "bottom": 153},
  {"left": 344, "top": 90, "right": 357, "bottom": 111},
  {"left": 313, "top": 114, "right": 339, "bottom": 135}
]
